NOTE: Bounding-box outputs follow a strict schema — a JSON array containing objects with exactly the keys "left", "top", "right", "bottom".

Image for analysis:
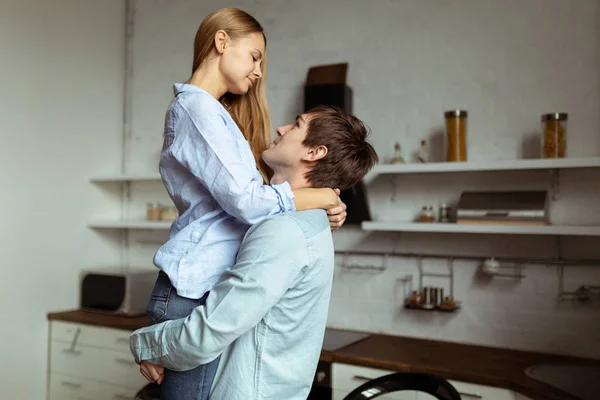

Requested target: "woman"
[{"left": 141, "top": 8, "right": 347, "bottom": 400}]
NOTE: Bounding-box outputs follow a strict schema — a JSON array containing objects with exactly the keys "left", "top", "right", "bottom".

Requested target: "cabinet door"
[
  {"left": 50, "top": 341, "right": 147, "bottom": 390},
  {"left": 49, "top": 373, "right": 143, "bottom": 400}
]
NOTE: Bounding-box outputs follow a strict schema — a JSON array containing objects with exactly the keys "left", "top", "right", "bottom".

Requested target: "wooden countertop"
[
  {"left": 47, "top": 310, "right": 149, "bottom": 331},
  {"left": 325, "top": 333, "right": 598, "bottom": 400},
  {"left": 48, "top": 311, "right": 596, "bottom": 400}
]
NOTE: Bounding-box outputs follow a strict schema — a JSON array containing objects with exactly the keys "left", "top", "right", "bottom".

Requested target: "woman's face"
[{"left": 220, "top": 32, "right": 265, "bottom": 95}]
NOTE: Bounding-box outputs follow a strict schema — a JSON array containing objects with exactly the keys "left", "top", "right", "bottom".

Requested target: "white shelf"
[
  {"left": 363, "top": 157, "right": 600, "bottom": 184},
  {"left": 361, "top": 221, "right": 600, "bottom": 236},
  {"left": 89, "top": 173, "right": 161, "bottom": 182},
  {"left": 88, "top": 220, "right": 172, "bottom": 230}
]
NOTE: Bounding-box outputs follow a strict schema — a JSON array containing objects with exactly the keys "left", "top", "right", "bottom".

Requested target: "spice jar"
[
  {"left": 445, "top": 109, "right": 468, "bottom": 162},
  {"left": 406, "top": 291, "right": 422, "bottom": 306},
  {"left": 146, "top": 202, "right": 161, "bottom": 221},
  {"left": 541, "top": 113, "right": 567, "bottom": 158},
  {"left": 419, "top": 206, "right": 435, "bottom": 223},
  {"left": 439, "top": 204, "right": 451, "bottom": 223}
]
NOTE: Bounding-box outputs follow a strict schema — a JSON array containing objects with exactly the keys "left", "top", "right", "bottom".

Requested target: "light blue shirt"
[
  {"left": 130, "top": 210, "right": 334, "bottom": 400},
  {"left": 156, "top": 83, "right": 296, "bottom": 299}
]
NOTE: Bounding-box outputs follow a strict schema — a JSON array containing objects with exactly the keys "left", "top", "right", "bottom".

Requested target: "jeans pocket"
[{"left": 146, "top": 273, "right": 172, "bottom": 325}]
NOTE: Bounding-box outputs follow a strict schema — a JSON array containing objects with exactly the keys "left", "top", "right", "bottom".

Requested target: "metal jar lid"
[
  {"left": 542, "top": 112, "right": 568, "bottom": 121},
  {"left": 444, "top": 109, "right": 468, "bottom": 118}
]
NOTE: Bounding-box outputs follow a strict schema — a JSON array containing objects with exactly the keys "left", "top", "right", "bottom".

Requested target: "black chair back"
[{"left": 342, "top": 372, "right": 461, "bottom": 400}]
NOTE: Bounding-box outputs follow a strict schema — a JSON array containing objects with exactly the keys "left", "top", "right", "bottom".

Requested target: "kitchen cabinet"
[
  {"left": 47, "top": 321, "right": 146, "bottom": 400},
  {"left": 332, "top": 363, "right": 533, "bottom": 400}
]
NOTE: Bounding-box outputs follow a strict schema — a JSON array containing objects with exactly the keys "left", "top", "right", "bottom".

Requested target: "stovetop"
[{"left": 321, "top": 328, "right": 371, "bottom": 352}]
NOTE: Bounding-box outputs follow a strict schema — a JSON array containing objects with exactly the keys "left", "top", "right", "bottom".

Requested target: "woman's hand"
[
  {"left": 139, "top": 360, "right": 165, "bottom": 384},
  {"left": 327, "top": 189, "right": 347, "bottom": 231}
]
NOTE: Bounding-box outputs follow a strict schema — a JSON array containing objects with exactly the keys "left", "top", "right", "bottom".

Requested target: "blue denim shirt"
[
  {"left": 130, "top": 210, "right": 334, "bottom": 400},
  {"left": 155, "top": 83, "right": 295, "bottom": 299}
]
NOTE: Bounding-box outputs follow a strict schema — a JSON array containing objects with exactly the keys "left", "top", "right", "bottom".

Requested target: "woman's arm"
[
  {"left": 292, "top": 188, "right": 338, "bottom": 211},
  {"left": 293, "top": 188, "right": 348, "bottom": 230},
  {"left": 171, "top": 101, "right": 297, "bottom": 225}
]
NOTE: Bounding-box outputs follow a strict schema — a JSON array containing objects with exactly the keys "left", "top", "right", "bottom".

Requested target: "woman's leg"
[{"left": 146, "top": 272, "right": 220, "bottom": 400}]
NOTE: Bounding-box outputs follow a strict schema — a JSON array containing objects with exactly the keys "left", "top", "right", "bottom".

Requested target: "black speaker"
[{"left": 304, "top": 84, "right": 353, "bottom": 114}]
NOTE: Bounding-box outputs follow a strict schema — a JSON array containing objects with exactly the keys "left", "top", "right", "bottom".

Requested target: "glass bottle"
[
  {"left": 417, "top": 139, "right": 429, "bottom": 163},
  {"left": 389, "top": 142, "right": 406, "bottom": 164}
]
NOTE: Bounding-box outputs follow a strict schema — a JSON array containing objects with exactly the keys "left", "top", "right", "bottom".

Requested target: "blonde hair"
[{"left": 191, "top": 8, "right": 272, "bottom": 181}]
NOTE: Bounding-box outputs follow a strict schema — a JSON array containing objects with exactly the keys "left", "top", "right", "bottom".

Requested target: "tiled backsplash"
[{"left": 329, "top": 228, "right": 600, "bottom": 360}]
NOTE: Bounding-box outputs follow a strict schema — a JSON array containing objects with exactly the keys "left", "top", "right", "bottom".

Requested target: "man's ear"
[
  {"left": 214, "top": 30, "right": 229, "bottom": 54},
  {"left": 302, "top": 145, "right": 328, "bottom": 162}
]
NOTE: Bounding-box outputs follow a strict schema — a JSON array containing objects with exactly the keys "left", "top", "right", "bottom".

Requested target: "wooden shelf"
[
  {"left": 88, "top": 220, "right": 171, "bottom": 230},
  {"left": 363, "top": 157, "right": 600, "bottom": 184},
  {"left": 89, "top": 173, "right": 161, "bottom": 182},
  {"left": 361, "top": 221, "right": 600, "bottom": 236}
]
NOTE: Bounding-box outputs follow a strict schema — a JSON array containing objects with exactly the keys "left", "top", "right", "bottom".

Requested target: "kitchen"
[{"left": 2, "top": 0, "right": 600, "bottom": 399}]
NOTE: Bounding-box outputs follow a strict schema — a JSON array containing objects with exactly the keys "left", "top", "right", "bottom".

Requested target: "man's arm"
[{"left": 129, "top": 215, "right": 309, "bottom": 371}]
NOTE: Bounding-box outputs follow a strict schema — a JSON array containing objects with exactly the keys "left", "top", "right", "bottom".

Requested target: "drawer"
[
  {"left": 49, "top": 373, "right": 142, "bottom": 400},
  {"left": 51, "top": 321, "right": 132, "bottom": 353},
  {"left": 48, "top": 373, "right": 102, "bottom": 400},
  {"left": 50, "top": 341, "right": 148, "bottom": 390}
]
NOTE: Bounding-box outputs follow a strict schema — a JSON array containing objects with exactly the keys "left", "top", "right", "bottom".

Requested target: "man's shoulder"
[{"left": 250, "top": 210, "right": 329, "bottom": 240}]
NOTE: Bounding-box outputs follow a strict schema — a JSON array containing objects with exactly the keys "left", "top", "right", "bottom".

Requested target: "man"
[{"left": 129, "top": 105, "right": 378, "bottom": 399}]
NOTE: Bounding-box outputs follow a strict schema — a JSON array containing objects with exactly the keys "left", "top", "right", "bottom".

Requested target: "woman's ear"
[
  {"left": 214, "top": 30, "right": 228, "bottom": 54},
  {"left": 303, "top": 145, "right": 328, "bottom": 162}
]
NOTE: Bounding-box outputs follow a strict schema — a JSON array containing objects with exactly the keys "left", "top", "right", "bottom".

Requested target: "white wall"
[
  {"left": 124, "top": 0, "right": 600, "bottom": 359},
  {"left": 0, "top": 1, "right": 126, "bottom": 398}
]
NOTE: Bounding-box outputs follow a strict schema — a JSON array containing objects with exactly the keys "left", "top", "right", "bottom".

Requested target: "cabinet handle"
[
  {"left": 115, "top": 357, "right": 136, "bottom": 366},
  {"left": 61, "top": 381, "right": 82, "bottom": 389},
  {"left": 458, "top": 391, "right": 483, "bottom": 399},
  {"left": 62, "top": 348, "right": 82, "bottom": 356},
  {"left": 352, "top": 375, "right": 375, "bottom": 382}
]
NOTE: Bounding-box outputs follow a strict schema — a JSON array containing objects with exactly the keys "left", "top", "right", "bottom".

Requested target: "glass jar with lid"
[
  {"left": 445, "top": 109, "right": 468, "bottom": 162},
  {"left": 541, "top": 112, "right": 567, "bottom": 158}
]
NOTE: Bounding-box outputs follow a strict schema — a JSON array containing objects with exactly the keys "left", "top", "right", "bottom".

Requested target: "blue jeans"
[{"left": 146, "top": 271, "right": 220, "bottom": 400}]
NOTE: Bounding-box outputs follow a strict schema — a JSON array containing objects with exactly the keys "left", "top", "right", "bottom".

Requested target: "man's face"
[{"left": 262, "top": 113, "right": 311, "bottom": 171}]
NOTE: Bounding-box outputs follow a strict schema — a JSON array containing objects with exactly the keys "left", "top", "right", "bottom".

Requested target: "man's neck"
[{"left": 270, "top": 168, "right": 310, "bottom": 190}]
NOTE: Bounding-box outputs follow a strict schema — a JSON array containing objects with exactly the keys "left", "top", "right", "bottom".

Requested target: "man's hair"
[{"left": 303, "top": 106, "right": 378, "bottom": 190}]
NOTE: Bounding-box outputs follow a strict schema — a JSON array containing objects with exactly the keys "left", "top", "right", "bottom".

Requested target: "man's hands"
[
  {"left": 139, "top": 360, "right": 165, "bottom": 384},
  {"left": 327, "top": 188, "right": 347, "bottom": 231}
]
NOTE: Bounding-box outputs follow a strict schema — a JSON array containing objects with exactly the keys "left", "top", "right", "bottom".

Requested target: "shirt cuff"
[
  {"left": 271, "top": 180, "right": 296, "bottom": 213},
  {"left": 130, "top": 329, "right": 163, "bottom": 362}
]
